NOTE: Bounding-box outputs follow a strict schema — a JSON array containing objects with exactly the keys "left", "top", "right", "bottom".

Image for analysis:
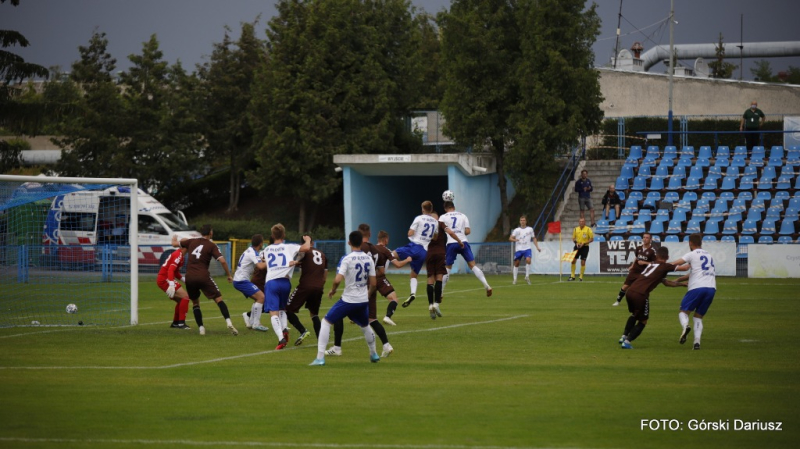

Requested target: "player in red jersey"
[{"left": 156, "top": 246, "right": 192, "bottom": 329}]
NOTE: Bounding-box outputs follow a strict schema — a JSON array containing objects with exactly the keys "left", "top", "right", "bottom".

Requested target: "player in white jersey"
[
  {"left": 509, "top": 215, "right": 541, "bottom": 285},
  {"left": 232, "top": 234, "right": 269, "bottom": 331},
  {"left": 310, "top": 231, "right": 379, "bottom": 366},
  {"left": 261, "top": 224, "right": 311, "bottom": 350},
  {"left": 668, "top": 233, "right": 716, "bottom": 350},
  {"left": 394, "top": 201, "right": 439, "bottom": 307},
  {"left": 439, "top": 200, "right": 492, "bottom": 298}
]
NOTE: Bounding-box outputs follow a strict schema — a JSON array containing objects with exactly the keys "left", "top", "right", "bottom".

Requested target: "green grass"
[{"left": 1, "top": 274, "right": 798, "bottom": 449}]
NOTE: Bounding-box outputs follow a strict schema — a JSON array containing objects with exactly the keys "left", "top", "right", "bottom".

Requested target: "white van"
[{"left": 42, "top": 185, "right": 201, "bottom": 266}]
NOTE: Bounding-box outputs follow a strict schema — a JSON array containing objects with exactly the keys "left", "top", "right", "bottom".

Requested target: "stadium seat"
[
  {"left": 689, "top": 165, "right": 704, "bottom": 179},
  {"left": 682, "top": 146, "right": 696, "bottom": 158},
  {"left": 720, "top": 176, "right": 736, "bottom": 191},
  {"left": 625, "top": 157, "right": 639, "bottom": 167},
  {"left": 609, "top": 235, "right": 624, "bottom": 242},
  {"left": 646, "top": 190, "right": 661, "bottom": 201},
  {"left": 695, "top": 157, "right": 710, "bottom": 168},
  {"left": 768, "top": 157, "right": 783, "bottom": 167},
  {"left": 730, "top": 157, "right": 746, "bottom": 168},
  {"left": 666, "top": 219, "right": 683, "bottom": 235},
  {"left": 649, "top": 220, "right": 665, "bottom": 235},
  {"left": 743, "top": 165, "right": 758, "bottom": 177},
  {"left": 672, "top": 208, "right": 688, "bottom": 223},
  {"left": 672, "top": 165, "right": 687, "bottom": 179},
  {"left": 796, "top": 175, "right": 800, "bottom": 190},
  {"left": 620, "top": 164, "right": 635, "bottom": 179},
  {"left": 719, "top": 191, "right": 734, "bottom": 202},
  {"left": 737, "top": 190, "right": 753, "bottom": 201},
  {"left": 756, "top": 191, "right": 771, "bottom": 201},
  {"left": 739, "top": 175, "right": 755, "bottom": 191},
  {"left": 630, "top": 220, "right": 646, "bottom": 235},
  {"left": 775, "top": 190, "right": 790, "bottom": 201},
  {"left": 703, "top": 235, "right": 718, "bottom": 242},
  {"left": 612, "top": 218, "right": 630, "bottom": 234},
  {"left": 739, "top": 235, "right": 755, "bottom": 244},
  {"left": 741, "top": 219, "right": 758, "bottom": 235},
  {"left": 778, "top": 236, "right": 794, "bottom": 244},
  {"left": 776, "top": 175, "right": 792, "bottom": 190},
  {"left": 750, "top": 197, "right": 766, "bottom": 213},
  {"left": 677, "top": 156, "right": 693, "bottom": 168},
  {"left": 649, "top": 176, "right": 664, "bottom": 191},
  {"left": 750, "top": 157, "right": 765, "bottom": 168},
  {"left": 667, "top": 175, "right": 683, "bottom": 191},
  {"left": 691, "top": 208, "right": 707, "bottom": 221},
  {"left": 627, "top": 191, "right": 643, "bottom": 202},
  {"left": 787, "top": 147, "right": 800, "bottom": 160},
  {"left": 663, "top": 191, "right": 679, "bottom": 203},
  {"left": 713, "top": 157, "right": 729, "bottom": 168},
  {"left": 734, "top": 146, "right": 748, "bottom": 158},
  {"left": 745, "top": 208, "right": 762, "bottom": 222},
  {"left": 765, "top": 208, "right": 781, "bottom": 220},
  {"left": 725, "top": 165, "right": 740, "bottom": 177},
  {"left": 789, "top": 197, "right": 800, "bottom": 210},
  {"left": 682, "top": 191, "right": 698, "bottom": 202},
  {"left": 615, "top": 176, "right": 630, "bottom": 191},
  {"left": 685, "top": 219, "right": 703, "bottom": 234},
  {"left": 663, "top": 145, "right": 678, "bottom": 160},
  {"left": 722, "top": 217, "right": 740, "bottom": 235},
  {"left": 664, "top": 235, "right": 679, "bottom": 242},
  {"left": 770, "top": 146, "right": 784, "bottom": 159},
  {"left": 638, "top": 210, "right": 652, "bottom": 222},
  {"left": 594, "top": 235, "right": 606, "bottom": 243},
  {"left": 721, "top": 235, "right": 737, "bottom": 243},
  {"left": 659, "top": 157, "right": 675, "bottom": 168},
  {"left": 752, "top": 146, "right": 766, "bottom": 159},
  {"left": 769, "top": 197, "right": 785, "bottom": 211},
  {"left": 702, "top": 176, "right": 718, "bottom": 191},
  {"left": 762, "top": 165, "right": 777, "bottom": 179},
  {"left": 624, "top": 197, "right": 638, "bottom": 210},
  {"left": 716, "top": 146, "right": 730, "bottom": 159},
  {"left": 757, "top": 177, "right": 772, "bottom": 190},
  {"left": 595, "top": 220, "right": 610, "bottom": 234},
  {"left": 655, "top": 165, "right": 669, "bottom": 180},
  {"left": 704, "top": 218, "right": 722, "bottom": 235},
  {"left": 629, "top": 145, "right": 643, "bottom": 160},
  {"left": 730, "top": 198, "right": 747, "bottom": 215},
  {"left": 760, "top": 217, "right": 778, "bottom": 235},
  {"left": 697, "top": 146, "right": 712, "bottom": 159},
  {"left": 646, "top": 145, "right": 660, "bottom": 159},
  {"left": 779, "top": 166, "right": 796, "bottom": 178},
  {"left": 779, "top": 219, "right": 796, "bottom": 235},
  {"left": 701, "top": 191, "right": 716, "bottom": 201},
  {"left": 788, "top": 158, "right": 800, "bottom": 167},
  {"left": 637, "top": 164, "right": 652, "bottom": 178},
  {"left": 632, "top": 176, "right": 647, "bottom": 191},
  {"left": 628, "top": 235, "right": 642, "bottom": 241},
  {"left": 785, "top": 207, "right": 800, "bottom": 221},
  {"left": 641, "top": 157, "right": 657, "bottom": 168},
  {"left": 758, "top": 236, "right": 774, "bottom": 244},
  {"left": 642, "top": 198, "right": 658, "bottom": 211}
]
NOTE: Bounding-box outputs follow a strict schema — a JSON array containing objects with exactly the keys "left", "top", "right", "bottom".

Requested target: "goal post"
[{"left": 0, "top": 174, "right": 139, "bottom": 327}]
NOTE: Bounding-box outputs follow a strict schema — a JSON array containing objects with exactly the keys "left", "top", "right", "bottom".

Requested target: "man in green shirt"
[{"left": 740, "top": 101, "right": 765, "bottom": 153}]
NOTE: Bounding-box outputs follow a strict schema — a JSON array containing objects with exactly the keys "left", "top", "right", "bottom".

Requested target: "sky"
[{"left": 2, "top": 0, "right": 800, "bottom": 80}]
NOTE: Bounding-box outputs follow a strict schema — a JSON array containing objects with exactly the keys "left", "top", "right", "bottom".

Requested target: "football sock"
[
  {"left": 525, "top": 263, "right": 530, "bottom": 277},
  {"left": 617, "top": 288, "right": 626, "bottom": 302},
  {"left": 442, "top": 268, "right": 450, "bottom": 293},
  {"left": 471, "top": 266, "right": 490, "bottom": 289},
  {"left": 216, "top": 300, "right": 231, "bottom": 319},
  {"left": 192, "top": 305, "right": 204, "bottom": 327},
  {"left": 311, "top": 315, "right": 321, "bottom": 338},
  {"left": 287, "top": 312, "right": 306, "bottom": 334},
  {"left": 369, "top": 320, "right": 389, "bottom": 345},
  {"left": 250, "top": 302, "right": 262, "bottom": 327},
  {"left": 628, "top": 322, "right": 646, "bottom": 341},
  {"left": 513, "top": 266, "right": 518, "bottom": 281},
  {"left": 693, "top": 317, "right": 703, "bottom": 344},
  {"left": 571, "top": 264, "right": 576, "bottom": 277},
  {"left": 623, "top": 316, "right": 637, "bottom": 336},
  {"left": 580, "top": 265, "right": 586, "bottom": 278},
  {"left": 317, "top": 320, "right": 331, "bottom": 359},
  {"left": 173, "top": 302, "right": 180, "bottom": 322},
  {"left": 360, "top": 325, "right": 377, "bottom": 356},
  {"left": 679, "top": 311, "right": 690, "bottom": 329},
  {"left": 427, "top": 283, "right": 435, "bottom": 305},
  {"left": 333, "top": 318, "right": 344, "bottom": 346},
  {"left": 410, "top": 278, "right": 418, "bottom": 295},
  {"left": 271, "top": 315, "right": 283, "bottom": 340},
  {"left": 178, "top": 299, "right": 189, "bottom": 321},
  {"left": 386, "top": 301, "right": 398, "bottom": 318},
  {"left": 434, "top": 280, "right": 443, "bottom": 304}
]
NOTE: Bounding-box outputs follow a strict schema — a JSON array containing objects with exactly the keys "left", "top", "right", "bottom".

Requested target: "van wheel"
[{"left": 159, "top": 249, "right": 174, "bottom": 266}]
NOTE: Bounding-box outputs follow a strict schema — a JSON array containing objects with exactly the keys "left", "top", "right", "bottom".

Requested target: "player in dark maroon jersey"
[
  {"left": 618, "top": 246, "right": 687, "bottom": 349},
  {"left": 613, "top": 232, "right": 658, "bottom": 307},
  {"left": 177, "top": 225, "right": 237, "bottom": 336},
  {"left": 156, "top": 246, "right": 191, "bottom": 329},
  {"left": 374, "top": 230, "right": 412, "bottom": 326},
  {"left": 425, "top": 213, "right": 463, "bottom": 320},
  {"left": 285, "top": 233, "right": 328, "bottom": 346}
]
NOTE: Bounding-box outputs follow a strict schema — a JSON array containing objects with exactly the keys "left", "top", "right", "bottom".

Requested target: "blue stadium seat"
[
  {"left": 630, "top": 220, "right": 646, "bottom": 234},
  {"left": 760, "top": 217, "right": 778, "bottom": 235},
  {"left": 672, "top": 208, "right": 688, "bottom": 223},
  {"left": 603, "top": 208, "right": 617, "bottom": 221},
  {"left": 785, "top": 207, "right": 800, "bottom": 221},
  {"left": 637, "top": 164, "right": 652, "bottom": 178},
  {"left": 663, "top": 145, "right": 678, "bottom": 160},
  {"left": 758, "top": 176, "right": 774, "bottom": 190},
  {"left": 779, "top": 219, "right": 796, "bottom": 236},
  {"left": 654, "top": 165, "right": 669, "bottom": 181},
  {"left": 682, "top": 146, "right": 696, "bottom": 158},
  {"left": 703, "top": 235, "right": 718, "bottom": 242},
  {"left": 612, "top": 218, "right": 630, "bottom": 234},
  {"left": 730, "top": 157, "right": 746, "bottom": 168},
  {"left": 624, "top": 197, "right": 638, "bottom": 210},
  {"left": 666, "top": 176, "right": 683, "bottom": 190},
  {"left": 752, "top": 146, "right": 766, "bottom": 160},
  {"left": 762, "top": 165, "right": 777, "bottom": 179},
  {"left": 778, "top": 236, "right": 794, "bottom": 244},
  {"left": 789, "top": 197, "right": 800, "bottom": 210},
  {"left": 620, "top": 164, "right": 635, "bottom": 179},
  {"left": 734, "top": 146, "right": 748, "bottom": 158},
  {"left": 642, "top": 198, "right": 658, "bottom": 211},
  {"left": 664, "top": 235, "right": 679, "bottom": 242},
  {"left": 720, "top": 176, "right": 736, "bottom": 191},
  {"left": 750, "top": 157, "right": 765, "bottom": 168},
  {"left": 625, "top": 157, "right": 639, "bottom": 167},
  {"left": 758, "top": 236, "right": 774, "bottom": 244},
  {"left": 685, "top": 219, "right": 703, "bottom": 234},
  {"left": 738, "top": 175, "right": 755, "bottom": 191},
  {"left": 646, "top": 191, "right": 661, "bottom": 201},
  {"left": 788, "top": 157, "right": 800, "bottom": 167},
  {"left": 765, "top": 209, "right": 780, "bottom": 220},
  {"left": 649, "top": 220, "right": 665, "bottom": 235},
  {"left": 745, "top": 208, "right": 762, "bottom": 222},
  {"left": 787, "top": 147, "right": 800, "bottom": 159},
  {"left": 672, "top": 165, "right": 687, "bottom": 179},
  {"left": 595, "top": 220, "right": 610, "bottom": 234},
  {"left": 646, "top": 145, "right": 660, "bottom": 159},
  {"left": 716, "top": 146, "right": 730, "bottom": 159},
  {"left": 776, "top": 175, "right": 792, "bottom": 190},
  {"left": 609, "top": 235, "right": 624, "bottom": 242},
  {"left": 641, "top": 157, "right": 657, "bottom": 168},
  {"left": 659, "top": 157, "right": 674, "bottom": 168},
  {"left": 726, "top": 166, "right": 740, "bottom": 177},
  {"left": 721, "top": 235, "right": 737, "bottom": 243},
  {"left": 615, "top": 176, "right": 630, "bottom": 191},
  {"left": 743, "top": 165, "right": 757, "bottom": 177},
  {"left": 629, "top": 145, "right": 643, "bottom": 160},
  {"left": 689, "top": 165, "right": 704, "bottom": 178},
  {"left": 704, "top": 218, "right": 722, "bottom": 235},
  {"left": 737, "top": 190, "right": 753, "bottom": 201},
  {"left": 779, "top": 166, "right": 796, "bottom": 178},
  {"left": 722, "top": 217, "right": 740, "bottom": 235},
  {"left": 775, "top": 190, "right": 790, "bottom": 202},
  {"left": 666, "top": 219, "right": 683, "bottom": 235},
  {"left": 638, "top": 210, "right": 652, "bottom": 222},
  {"left": 756, "top": 190, "right": 771, "bottom": 201},
  {"left": 730, "top": 198, "right": 747, "bottom": 215},
  {"left": 769, "top": 146, "right": 784, "bottom": 159},
  {"left": 713, "top": 157, "right": 729, "bottom": 168},
  {"left": 663, "top": 191, "right": 679, "bottom": 203},
  {"left": 741, "top": 219, "right": 758, "bottom": 235},
  {"left": 768, "top": 157, "right": 783, "bottom": 167},
  {"left": 691, "top": 208, "right": 707, "bottom": 221},
  {"left": 594, "top": 235, "right": 606, "bottom": 243},
  {"left": 719, "top": 191, "right": 734, "bottom": 202},
  {"left": 649, "top": 176, "right": 664, "bottom": 190},
  {"left": 796, "top": 175, "right": 800, "bottom": 190},
  {"left": 677, "top": 156, "right": 693, "bottom": 168},
  {"left": 682, "top": 191, "right": 698, "bottom": 202},
  {"left": 701, "top": 191, "right": 716, "bottom": 201},
  {"left": 769, "top": 197, "right": 785, "bottom": 211},
  {"left": 739, "top": 235, "right": 755, "bottom": 244},
  {"left": 632, "top": 176, "right": 647, "bottom": 191},
  {"left": 697, "top": 146, "right": 712, "bottom": 159},
  {"left": 695, "top": 157, "right": 710, "bottom": 168},
  {"left": 627, "top": 190, "right": 643, "bottom": 202},
  {"left": 628, "top": 235, "right": 643, "bottom": 241},
  {"left": 702, "top": 176, "right": 719, "bottom": 191}
]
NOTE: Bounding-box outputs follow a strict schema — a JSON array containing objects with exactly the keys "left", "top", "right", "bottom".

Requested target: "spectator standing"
[
  {"left": 575, "top": 169, "right": 595, "bottom": 227},
  {"left": 740, "top": 100, "right": 765, "bottom": 153}
]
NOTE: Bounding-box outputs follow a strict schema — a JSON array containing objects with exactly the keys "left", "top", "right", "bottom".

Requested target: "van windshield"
[{"left": 158, "top": 212, "right": 191, "bottom": 232}]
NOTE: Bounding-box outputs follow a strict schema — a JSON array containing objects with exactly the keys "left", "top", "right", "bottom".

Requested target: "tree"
[
  {"left": 784, "top": 66, "right": 800, "bottom": 84},
  {"left": 751, "top": 59, "right": 778, "bottom": 82},
  {"left": 197, "top": 22, "right": 266, "bottom": 213},
  {"left": 708, "top": 32, "right": 737, "bottom": 79}
]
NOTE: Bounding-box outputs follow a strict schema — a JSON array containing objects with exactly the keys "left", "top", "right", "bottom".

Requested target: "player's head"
[
  {"left": 348, "top": 230, "right": 363, "bottom": 248},
  {"left": 421, "top": 200, "right": 433, "bottom": 214},
  {"left": 688, "top": 233, "right": 702, "bottom": 249},
  {"left": 271, "top": 223, "right": 285, "bottom": 242},
  {"left": 443, "top": 200, "right": 455, "bottom": 211},
  {"left": 358, "top": 223, "right": 371, "bottom": 239},
  {"left": 377, "top": 230, "right": 389, "bottom": 244},
  {"left": 642, "top": 232, "right": 652, "bottom": 245},
  {"left": 655, "top": 246, "right": 669, "bottom": 262},
  {"left": 200, "top": 224, "right": 213, "bottom": 237},
  {"left": 578, "top": 217, "right": 586, "bottom": 227},
  {"left": 519, "top": 215, "right": 527, "bottom": 227},
  {"left": 251, "top": 234, "right": 264, "bottom": 248}
]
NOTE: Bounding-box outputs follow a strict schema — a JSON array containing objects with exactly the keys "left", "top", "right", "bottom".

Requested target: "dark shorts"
[
  {"left": 579, "top": 197, "right": 593, "bottom": 211},
  {"left": 624, "top": 271, "right": 640, "bottom": 287},
  {"left": 426, "top": 253, "right": 448, "bottom": 277},
  {"left": 573, "top": 245, "right": 590, "bottom": 261},
  {"left": 286, "top": 285, "right": 323, "bottom": 315},
  {"left": 626, "top": 290, "right": 650, "bottom": 321},
  {"left": 376, "top": 276, "right": 395, "bottom": 298},
  {"left": 185, "top": 275, "right": 221, "bottom": 301}
]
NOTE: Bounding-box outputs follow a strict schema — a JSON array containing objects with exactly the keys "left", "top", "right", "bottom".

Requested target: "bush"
[{"left": 189, "top": 216, "right": 343, "bottom": 242}]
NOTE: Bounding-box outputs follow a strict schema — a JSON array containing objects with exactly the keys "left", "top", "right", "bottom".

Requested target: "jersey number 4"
[{"left": 191, "top": 245, "right": 204, "bottom": 259}]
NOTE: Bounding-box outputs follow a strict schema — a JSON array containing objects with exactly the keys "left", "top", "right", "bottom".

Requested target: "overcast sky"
[{"left": 3, "top": 0, "right": 800, "bottom": 80}]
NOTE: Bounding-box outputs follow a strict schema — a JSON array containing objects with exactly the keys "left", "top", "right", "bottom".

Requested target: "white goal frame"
[{"left": 0, "top": 174, "right": 140, "bottom": 325}]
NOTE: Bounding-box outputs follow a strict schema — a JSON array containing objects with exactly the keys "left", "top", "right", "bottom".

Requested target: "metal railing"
[{"left": 531, "top": 139, "right": 584, "bottom": 240}]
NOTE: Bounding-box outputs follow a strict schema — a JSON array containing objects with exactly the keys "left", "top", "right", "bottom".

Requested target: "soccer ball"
[
  {"left": 66, "top": 303, "right": 78, "bottom": 314},
  {"left": 442, "top": 190, "right": 455, "bottom": 202}
]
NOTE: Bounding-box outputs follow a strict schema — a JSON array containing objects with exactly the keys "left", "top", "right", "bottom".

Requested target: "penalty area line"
[{"left": 0, "top": 315, "right": 528, "bottom": 371}]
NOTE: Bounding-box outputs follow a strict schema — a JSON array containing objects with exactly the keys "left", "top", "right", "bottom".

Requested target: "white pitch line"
[
  {"left": 0, "top": 436, "right": 580, "bottom": 449},
  {"left": 0, "top": 315, "right": 528, "bottom": 371}
]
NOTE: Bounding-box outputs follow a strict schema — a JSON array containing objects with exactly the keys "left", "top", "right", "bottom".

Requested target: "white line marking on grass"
[
  {"left": 0, "top": 436, "right": 570, "bottom": 449},
  {"left": 0, "top": 315, "right": 528, "bottom": 370}
]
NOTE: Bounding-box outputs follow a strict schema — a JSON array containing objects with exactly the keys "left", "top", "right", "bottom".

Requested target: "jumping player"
[
  {"left": 310, "top": 230, "right": 379, "bottom": 366},
  {"left": 396, "top": 200, "right": 439, "bottom": 307},
  {"left": 668, "top": 233, "right": 717, "bottom": 350},
  {"left": 177, "top": 225, "right": 237, "bottom": 336},
  {"left": 509, "top": 214, "right": 541, "bottom": 285},
  {"left": 613, "top": 232, "right": 657, "bottom": 306},
  {"left": 374, "top": 230, "right": 412, "bottom": 326},
  {"left": 156, "top": 246, "right": 191, "bottom": 329},
  {"left": 285, "top": 234, "right": 327, "bottom": 346},
  {"left": 439, "top": 201, "right": 492, "bottom": 297},
  {"left": 233, "top": 234, "right": 268, "bottom": 331},
  {"left": 426, "top": 212, "right": 463, "bottom": 319}
]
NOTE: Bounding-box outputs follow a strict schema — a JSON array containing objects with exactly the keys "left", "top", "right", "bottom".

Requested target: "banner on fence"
[
  {"left": 600, "top": 240, "right": 661, "bottom": 273},
  {"left": 748, "top": 244, "right": 800, "bottom": 278},
  {"left": 660, "top": 241, "right": 737, "bottom": 277}
]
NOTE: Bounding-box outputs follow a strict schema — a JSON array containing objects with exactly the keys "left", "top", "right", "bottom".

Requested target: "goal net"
[{"left": 0, "top": 175, "right": 139, "bottom": 327}]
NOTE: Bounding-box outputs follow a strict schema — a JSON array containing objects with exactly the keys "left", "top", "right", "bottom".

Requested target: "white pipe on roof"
[{"left": 641, "top": 41, "right": 800, "bottom": 71}]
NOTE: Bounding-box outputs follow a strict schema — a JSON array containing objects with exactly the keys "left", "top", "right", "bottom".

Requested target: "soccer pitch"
[{"left": 1, "top": 274, "right": 798, "bottom": 449}]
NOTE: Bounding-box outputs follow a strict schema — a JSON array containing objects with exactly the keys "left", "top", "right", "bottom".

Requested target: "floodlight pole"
[{"left": 667, "top": 0, "right": 675, "bottom": 146}]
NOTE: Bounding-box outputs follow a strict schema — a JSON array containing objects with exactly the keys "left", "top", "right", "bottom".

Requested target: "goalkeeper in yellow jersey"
[{"left": 569, "top": 217, "right": 594, "bottom": 281}]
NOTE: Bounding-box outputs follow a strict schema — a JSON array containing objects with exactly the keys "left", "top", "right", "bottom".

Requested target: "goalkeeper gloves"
[{"left": 166, "top": 281, "right": 176, "bottom": 299}]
